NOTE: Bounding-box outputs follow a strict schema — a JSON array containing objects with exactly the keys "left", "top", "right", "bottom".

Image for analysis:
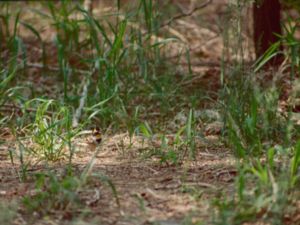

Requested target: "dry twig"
[{"left": 159, "top": 0, "right": 212, "bottom": 29}]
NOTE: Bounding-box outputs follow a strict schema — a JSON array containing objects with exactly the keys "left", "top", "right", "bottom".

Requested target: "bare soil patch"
[{"left": 0, "top": 132, "right": 236, "bottom": 224}]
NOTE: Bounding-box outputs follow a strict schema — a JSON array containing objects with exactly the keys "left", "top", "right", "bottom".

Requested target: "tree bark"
[{"left": 253, "top": 0, "right": 283, "bottom": 66}]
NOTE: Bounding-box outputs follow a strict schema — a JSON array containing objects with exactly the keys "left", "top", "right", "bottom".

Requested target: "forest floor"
[{"left": 1, "top": 1, "right": 299, "bottom": 225}]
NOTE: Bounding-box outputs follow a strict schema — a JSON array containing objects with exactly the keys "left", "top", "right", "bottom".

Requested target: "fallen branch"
[
  {"left": 159, "top": 0, "right": 212, "bottom": 29},
  {"left": 141, "top": 0, "right": 212, "bottom": 35},
  {"left": 72, "top": 72, "right": 93, "bottom": 128}
]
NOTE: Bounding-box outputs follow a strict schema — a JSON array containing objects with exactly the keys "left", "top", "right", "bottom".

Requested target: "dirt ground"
[{"left": 0, "top": 132, "right": 237, "bottom": 225}]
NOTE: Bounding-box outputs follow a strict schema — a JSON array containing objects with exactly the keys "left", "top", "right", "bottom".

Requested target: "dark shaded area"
[{"left": 253, "top": 0, "right": 283, "bottom": 65}]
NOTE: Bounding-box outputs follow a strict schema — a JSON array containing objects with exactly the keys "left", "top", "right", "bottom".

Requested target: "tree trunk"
[{"left": 253, "top": 0, "right": 283, "bottom": 66}]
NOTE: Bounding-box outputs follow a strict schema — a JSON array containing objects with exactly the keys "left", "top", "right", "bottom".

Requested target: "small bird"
[{"left": 92, "top": 127, "right": 102, "bottom": 144}]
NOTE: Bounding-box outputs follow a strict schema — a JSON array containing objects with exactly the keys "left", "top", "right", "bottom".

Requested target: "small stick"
[
  {"left": 72, "top": 72, "right": 93, "bottom": 128},
  {"left": 162, "top": 0, "right": 212, "bottom": 28},
  {"left": 143, "top": 0, "right": 212, "bottom": 35}
]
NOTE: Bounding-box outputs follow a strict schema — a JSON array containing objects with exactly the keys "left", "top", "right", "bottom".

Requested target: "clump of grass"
[
  {"left": 0, "top": 201, "right": 17, "bottom": 225},
  {"left": 222, "top": 72, "right": 290, "bottom": 157},
  {"left": 212, "top": 142, "right": 300, "bottom": 225},
  {"left": 22, "top": 167, "right": 119, "bottom": 218},
  {"left": 25, "top": 99, "right": 74, "bottom": 161},
  {"left": 22, "top": 169, "right": 82, "bottom": 214}
]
